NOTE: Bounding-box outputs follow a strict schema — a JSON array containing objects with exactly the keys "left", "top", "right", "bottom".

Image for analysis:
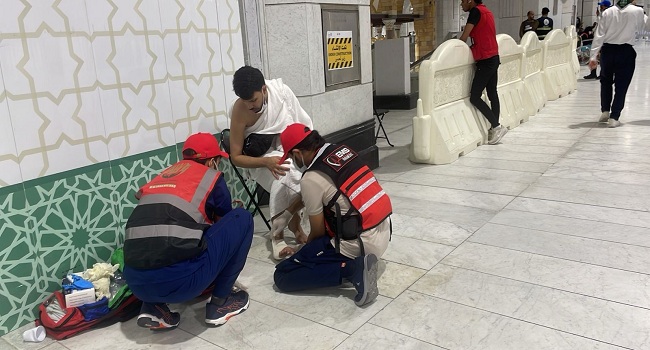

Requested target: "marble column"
[{"left": 253, "top": 0, "right": 373, "bottom": 137}]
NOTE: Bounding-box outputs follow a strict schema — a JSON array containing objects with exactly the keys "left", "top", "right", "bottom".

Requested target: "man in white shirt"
[
  {"left": 589, "top": 0, "right": 645, "bottom": 128},
  {"left": 229, "top": 66, "right": 313, "bottom": 259}
]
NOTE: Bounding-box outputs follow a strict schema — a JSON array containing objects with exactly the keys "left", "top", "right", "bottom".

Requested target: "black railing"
[{"left": 410, "top": 48, "right": 435, "bottom": 70}]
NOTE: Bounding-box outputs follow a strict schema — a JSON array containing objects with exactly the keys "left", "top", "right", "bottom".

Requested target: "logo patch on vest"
[
  {"left": 161, "top": 162, "right": 191, "bottom": 178},
  {"left": 323, "top": 145, "right": 357, "bottom": 172}
]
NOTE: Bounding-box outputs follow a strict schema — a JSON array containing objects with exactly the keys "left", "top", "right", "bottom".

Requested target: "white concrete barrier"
[
  {"left": 521, "top": 31, "right": 547, "bottom": 115},
  {"left": 564, "top": 25, "right": 581, "bottom": 87},
  {"left": 410, "top": 39, "right": 483, "bottom": 165},
  {"left": 542, "top": 29, "right": 576, "bottom": 100},
  {"left": 496, "top": 34, "right": 529, "bottom": 129}
]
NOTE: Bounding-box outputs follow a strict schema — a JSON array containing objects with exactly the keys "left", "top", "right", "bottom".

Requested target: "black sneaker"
[
  {"left": 350, "top": 254, "right": 379, "bottom": 307},
  {"left": 205, "top": 290, "right": 250, "bottom": 326},
  {"left": 137, "top": 303, "right": 180, "bottom": 330},
  {"left": 583, "top": 74, "right": 596, "bottom": 79}
]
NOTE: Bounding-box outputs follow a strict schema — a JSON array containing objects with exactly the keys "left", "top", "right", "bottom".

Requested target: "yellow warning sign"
[{"left": 327, "top": 31, "right": 353, "bottom": 70}]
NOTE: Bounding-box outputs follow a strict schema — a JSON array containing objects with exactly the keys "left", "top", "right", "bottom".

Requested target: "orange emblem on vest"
[{"left": 161, "top": 162, "right": 191, "bottom": 178}]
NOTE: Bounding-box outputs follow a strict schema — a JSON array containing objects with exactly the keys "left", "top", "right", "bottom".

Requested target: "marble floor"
[{"left": 4, "top": 43, "right": 650, "bottom": 350}]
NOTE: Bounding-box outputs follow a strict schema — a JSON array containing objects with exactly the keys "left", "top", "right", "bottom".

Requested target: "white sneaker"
[
  {"left": 607, "top": 118, "right": 621, "bottom": 128},
  {"left": 599, "top": 111, "right": 610, "bottom": 123},
  {"left": 488, "top": 125, "right": 508, "bottom": 145}
]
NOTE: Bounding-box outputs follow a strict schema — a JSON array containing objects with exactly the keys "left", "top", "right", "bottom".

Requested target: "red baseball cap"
[
  {"left": 280, "top": 123, "right": 313, "bottom": 163},
  {"left": 182, "top": 132, "right": 229, "bottom": 160}
]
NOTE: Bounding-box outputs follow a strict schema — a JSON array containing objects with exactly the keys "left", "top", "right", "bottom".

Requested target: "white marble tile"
[
  {"left": 532, "top": 174, "right": 650, "bottom": 197},
  {"left": 490, "top": 210, "right": 650, "bottom": 248},
  {"left": 502, "top": 129, "right": 584, "bottom": 140},
  {"left": 264, "top": 4, "right": 313, "bottom": 96},
  {"left": 0, "top": 72, "right": 22, "bottom": 186},
  {"left": 501, "top": 136, "right": 577, "bottom": 147},
  {"left": 482, "top": 143, "right": 569, "bottom": 155},
  {"left": 382, "top": 181, "right": 514, "bottom": 211},
  {"left": 177, "top": 300, "right": 346, "bottom": 350},
  {"left": 58, "top": 317, "right": 219, "bottom": 350},
  {"left": 505, "top": 197, "right": 650, "bottom": 228},
  {"left": 463, "top": 147, "right": 561, "bottom": 163},
  {"left": 411, "top": 265, "right": 650, "bottom": 349},
  {"left": 411, "top": 164, "right": 542, "bottom": 183},
  {"left": 552, "top": 157, "right": 650, "bottom": 174},
  {"left": 309, "top": 84, "right": 373, "bottom": 136},
  {"left": 392, "top": 171, "right": 531, "bottom": 196},
  {"left": 542, "top": 166, "right": 650, "bottom": 187},
  {"left": 563, "top": 149, "right": 650, "bottom": 164},
  {"left": 235, "top": 258, "right": 392, "bottom": 334},
  {"left": 520, "top": 184, "right": 650, "bottom": 212},
  {"left": 571, "top": 142, "right": 649, "bottom": 154},
  {"left": 100, "top": 82, "right": 176, "bottom": 159},
  {"left": 390, "top": 212, "right": 473, "bottom": 246},
  {"left": 452, "top": 156, "right": 552, "bottom": 173},
  {"left": 389, "top": 195, "right": 497, "bottom": 232},
  {"left": 471, "top": 223, "right": 650, "bottom": 274},
  {"left": 216, "top": 0, "right": 246, "bottom": 74},
  {"left": 370, "top": 290, "right": 622, "bottom": 350},
  {"left": 2, "top": 323, "right": 56, "bottom": 350},
  {"left": 442, "top": 242, "right": 650, "bottom": 309},
  {"left": 335, "top": 323, "right": 444, "bottom": 350},
  {"left": 578, "top": 134, "right": 650, "bottom": 146},
  {"left": 382, "top": 235, "right": 454, "bottom": 270},
  {"left": 377, "top": 260, "right": 427, "bottom": 299}
]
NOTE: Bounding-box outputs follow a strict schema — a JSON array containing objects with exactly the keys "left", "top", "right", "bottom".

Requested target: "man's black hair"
[
  {"left": 233, "top": 66, "right": 265, "bottom": 100},
  {"left": 474, "top": 0, "right": 483, "bottom": 3},
  {"left": 542, "top": 7, "right": 550, "bottom": 14},
  {"left": 292, "top": 129, "right": 326, "bottom": 153},
  {"left": 182, "top": 149, "right": 211, "bottom": 165}
]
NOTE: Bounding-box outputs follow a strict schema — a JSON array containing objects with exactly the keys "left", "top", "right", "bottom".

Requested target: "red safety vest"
[
  {"left": 307, "top": 144, "right": 392, "bottom": 239},
  {"left": 125, "top": 160, "right": 221, "bottom": 269},
  {"left": 137, "top": 160, "right": 220, "bottom": 223},
  {"left": 469, "top": 4, "right": 499, "bottom": 61}
]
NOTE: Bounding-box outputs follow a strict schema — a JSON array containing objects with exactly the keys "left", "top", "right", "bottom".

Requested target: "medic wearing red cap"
[
  {"left": 272, "top": 123, "right": 392, "bottom": 307},
  {"left": 124, "top": 132, "right": 253, "bottom": 330}
]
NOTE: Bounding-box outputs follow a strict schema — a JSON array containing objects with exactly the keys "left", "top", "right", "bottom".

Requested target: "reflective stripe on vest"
[
  {"left": 339, "top": 165, "right": 392, "bottom": 230},
  {"left": 308, "top": 144, "right": 392, "bottom": 233},
  {"left": 124, "top": 161, "right": 220, "bottom": 269}
]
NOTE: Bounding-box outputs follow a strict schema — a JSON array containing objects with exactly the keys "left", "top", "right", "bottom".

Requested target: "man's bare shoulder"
[{"left": 231, "top": 99, "right": 259, "bottom": 126}]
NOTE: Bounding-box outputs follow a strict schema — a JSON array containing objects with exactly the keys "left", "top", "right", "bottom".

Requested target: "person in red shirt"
[{"left": 459, "top": 0, "right": 507, "bottom": 145}]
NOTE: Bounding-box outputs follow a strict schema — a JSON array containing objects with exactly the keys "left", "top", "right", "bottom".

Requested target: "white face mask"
[
  {"left": 256, "top": 90, "right": 267, "bottom": 115},
  {"left": 295, "top": 153, "right": 308, "bottom": 173}
]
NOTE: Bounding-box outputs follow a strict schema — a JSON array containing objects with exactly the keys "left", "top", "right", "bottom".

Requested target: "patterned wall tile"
[
  {"left": 24, "top": 165, "right": 118, "bottom": 280},
  {"left": 110, "top": 146, "right": 179, "bottom": 237},
  {"left": 0, "top": 0, "right": 247, "bottom": 336},
  {"left": 0, "top": 188, "right": 39, "bottom": 336},
  {"left": 0, "top": 68, "right": 23, "bottom": 186}
]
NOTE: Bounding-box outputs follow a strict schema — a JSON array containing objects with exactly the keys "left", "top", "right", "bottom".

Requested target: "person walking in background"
[
  {"left": 520, "top": 11, "right": 539, "bottom": 39},
  {"left": 585, "top": 1, "right": 612, "bottom": 79},
  {"left": 536, "top": 7, "right": 554, "bottom": 40},
  {"left": 459, "top": 0, "right": 507, "bottom": 145},
  {"left": 590, "top": 0, "right": 646, "bottom": 128}
]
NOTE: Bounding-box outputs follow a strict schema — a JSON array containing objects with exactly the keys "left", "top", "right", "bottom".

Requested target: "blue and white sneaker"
[
  {"left": 350, "top": 254, "right": 379, "bottom": 307},
  {"left": 137, "top": 303, "right": 180, "bottom": 330},
  {"left": 205, "top": 290, "right": 249, "bottom": 326}
]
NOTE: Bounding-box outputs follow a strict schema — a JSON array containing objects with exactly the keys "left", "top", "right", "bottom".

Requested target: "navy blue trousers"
[
  {"left": 600, "top": 43, "right": 637, "bottom": 120},
  {"left": 274, "top": 235, "right": 352, "bottom": 292},
  {"left": 124, "top": 208, "right": 254, "bottom": 303}
]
